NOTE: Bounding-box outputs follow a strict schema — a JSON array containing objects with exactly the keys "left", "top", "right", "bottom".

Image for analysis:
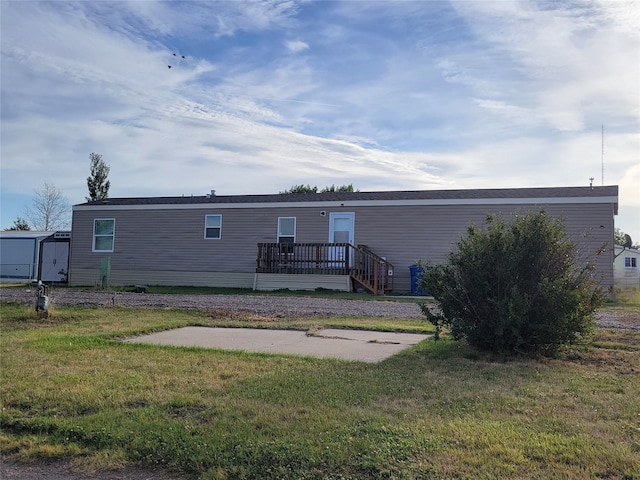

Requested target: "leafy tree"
[
  {"left": 280, "top": 184, "right": 358, "bottom": 194},
  {"left": 614, "top": 228, "right": 638, "bottom": 249},
  {"left": 6, "top": 217, "right": 31, "bottom": 231},
  {"left": 321, "top": 184, "right": 358, "bottom": 193},
  {"left": 86, "top": 152, "right": 111, "bottom": 202},
  {"left": 24, "top": 183, "right": 70, "bottom": 231},
  {"left": 420, "top": 210, "right": 604, "bottom": 356},
  {"left": 280, "top": 184, "right": 318, "bottom": 194}
]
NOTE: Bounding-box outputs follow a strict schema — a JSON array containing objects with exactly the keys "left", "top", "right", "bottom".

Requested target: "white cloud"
[
  {"left": 285, "top": 40, "right": 309, "bottom": 53},
  {"left": 448, "top": 0, "right": 639, "bottom": 132}
]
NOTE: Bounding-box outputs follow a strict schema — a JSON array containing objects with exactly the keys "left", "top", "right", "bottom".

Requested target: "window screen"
[
  {"left": 278, "top": 217, "right": 296, "bottom": 243},
  {"left": 205, "top": 215, "right": 222, "bottom": 239},
  {"left": 93, "top": 219, "right": 115, "bottom": 252}
]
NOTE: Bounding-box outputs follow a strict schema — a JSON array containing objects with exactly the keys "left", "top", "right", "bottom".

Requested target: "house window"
[
  {"left": 204, "top": 214, "right": 222, "bottom": 239},
  {"left": 278, "top": 217, "right": 296, "bottom": 243},
  {"left": 624, "top": 257, "right": 637, "bottom": 268},
  {"left": 93, "top": 219, "right": 115, "bottom": 252}
]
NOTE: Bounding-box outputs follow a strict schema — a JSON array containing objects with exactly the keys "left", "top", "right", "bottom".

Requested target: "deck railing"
[
  {"left": 256, "top": 243, "right": 352, "bottom": 274},
  {"left": 351, "top": 245, "right": 394, "bottom": 295},
  {"left": 256, "top": 243, "right": 393, "bottom": 295}
]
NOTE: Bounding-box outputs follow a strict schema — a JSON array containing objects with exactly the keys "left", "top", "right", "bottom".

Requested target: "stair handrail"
[{"left": 350, "top": 244, "right": 394, "bottom": 295}]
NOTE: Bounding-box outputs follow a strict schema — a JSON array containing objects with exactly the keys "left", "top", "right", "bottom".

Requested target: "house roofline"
[
  {"left": 74, "top": 195, "right": 620, "bottom": 212},
  {"left": 615, "top": 245, "right": 640, "bottom": 254},
  {"left": 73, "top": 185, "right": 619, "bottom": 214},
  {"left": 0, "top": 231, "right": 57, "bottom": 238}
]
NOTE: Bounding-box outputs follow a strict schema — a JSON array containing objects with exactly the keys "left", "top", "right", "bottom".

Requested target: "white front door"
[{"left": 328, "top": 212, "right": 354, "bottom": 266}]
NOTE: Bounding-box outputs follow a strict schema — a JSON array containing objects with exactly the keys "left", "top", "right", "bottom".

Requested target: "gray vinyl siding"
[
  {"left": 69, "top": 199, "right": 615, "bottom": 292},
  {"left": 69, "top": 207, "right": 337, "bottom": 286},
  {"left": 352, "top": 202, "right": 614, "bottom": 292},
  {"left": 71, "top": 207, "right": 333, "bottom": 273},
  {"left": 70, "top": 268, "right": 254, "bottom": 288}
]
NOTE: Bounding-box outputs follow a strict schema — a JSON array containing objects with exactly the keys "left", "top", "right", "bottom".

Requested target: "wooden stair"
[{"left": 349, "top": 245, "right": 393, "bottom": 295}]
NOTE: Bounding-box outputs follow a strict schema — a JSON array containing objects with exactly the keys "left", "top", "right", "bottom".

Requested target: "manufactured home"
[
  {"left": 614, "top": 245, "right": 640, "bottom": 289},
  {"left": 68, "top": 186, "right": 618, "bottom": 294}
]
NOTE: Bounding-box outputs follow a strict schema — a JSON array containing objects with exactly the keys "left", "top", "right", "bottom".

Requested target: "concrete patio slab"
[{"left": 125, "top": 327, "right": 430, "bottom": 363}]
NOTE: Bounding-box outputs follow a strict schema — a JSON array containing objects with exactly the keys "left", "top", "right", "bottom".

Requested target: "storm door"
[{"left": 328, "top": 212, "right": 354, "bottom": 268}]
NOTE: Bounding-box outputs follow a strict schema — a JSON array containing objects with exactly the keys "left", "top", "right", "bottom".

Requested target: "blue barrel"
[{"left": 409, "top": 265, "right": 428, "bottom": 295}]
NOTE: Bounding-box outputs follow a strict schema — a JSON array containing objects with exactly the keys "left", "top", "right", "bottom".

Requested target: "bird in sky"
[{"left": 168, "top": 53, "right": 186, "bottom": 69}]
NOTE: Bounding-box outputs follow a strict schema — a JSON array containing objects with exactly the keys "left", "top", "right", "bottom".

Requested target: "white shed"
[
  {"left": 0, "top": 231, "right": 53, "bottom": 280},
  {"left": 614, "top": 245, "right": 640, "bottom": 288},
  {"left": 0, "top": 231, "right": 70, "bottom": 282}
]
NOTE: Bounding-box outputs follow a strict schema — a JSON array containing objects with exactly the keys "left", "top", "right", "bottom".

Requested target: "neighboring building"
[
  {"left": 614, "top": 245, "right": 640, "bottom": 289},
  {"left": 0, "top": 230, "right": 71, "bottom": 282},
  {"left": 68, "top": 186, "right": 618, "bottom": 294}
]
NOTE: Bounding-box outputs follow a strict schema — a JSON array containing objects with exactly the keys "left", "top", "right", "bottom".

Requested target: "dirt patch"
[
  {"left": 0, "top": 458, "right": 183, "bottom": 480},
  {"left": 595, "top": 309, "right": 640, "bottom": 330}
]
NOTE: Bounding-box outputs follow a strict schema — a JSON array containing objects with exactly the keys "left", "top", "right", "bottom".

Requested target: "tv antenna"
[{"left": 601, "top": 125, "right": 604, "bottom": 186}]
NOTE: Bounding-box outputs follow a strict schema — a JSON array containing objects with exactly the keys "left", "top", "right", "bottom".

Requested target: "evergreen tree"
[
  {"left": 86, "top": 152, "right": 111, "bottom": 202},
  {"left": 6, "top": 217, "right": 31, "bottom": 231}
]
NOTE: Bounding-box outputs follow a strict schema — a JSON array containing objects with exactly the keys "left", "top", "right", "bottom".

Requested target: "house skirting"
[
  {"left": 69, "top": 268, "right": 352, "bottom": 292},
  {"left": 615, "top": 277, "right": 640, "bottom": 288},
  {"left": 70, "top": 268, "right": 255, "bottom": 289},
  {"left": 253, "top": 273, "right": 351, "bottom": 292}
]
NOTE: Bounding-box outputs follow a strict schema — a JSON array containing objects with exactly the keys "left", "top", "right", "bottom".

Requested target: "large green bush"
[{"left": 420, "top": 210, "right": 604, "bottom": 356}]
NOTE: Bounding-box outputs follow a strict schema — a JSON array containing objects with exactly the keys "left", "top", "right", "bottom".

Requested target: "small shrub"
[{"left": 420, "top": 210, "right": 604, "bottom": 356}]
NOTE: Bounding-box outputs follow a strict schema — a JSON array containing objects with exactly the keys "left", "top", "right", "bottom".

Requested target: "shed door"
[
  {"left": 40, "top": 242, "right": 69, "bottom": 282},
  {"left": 328, "top": 212, "right": 355, "bottom": 267}
]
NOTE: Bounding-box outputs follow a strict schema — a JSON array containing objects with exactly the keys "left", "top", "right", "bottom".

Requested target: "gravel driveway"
[
  {"left": 0, "top": 288, "right": 425, "bottom": 319},
  {"left": 1, "top": 288, "right": 638, "bottom": 329}
]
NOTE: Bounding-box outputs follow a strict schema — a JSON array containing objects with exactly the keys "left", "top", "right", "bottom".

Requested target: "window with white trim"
[
  {"left": 204, "top": 214, "right": 222, "bottom": 239},
  {"left": 93, "top": 219, "right": 115, "bottom": 252},
  {"left": 278, "top": 217, "right": 296, "bottom": 243},
  {"left": 624, "top": 257, "right": 637, "bottom": 268}
]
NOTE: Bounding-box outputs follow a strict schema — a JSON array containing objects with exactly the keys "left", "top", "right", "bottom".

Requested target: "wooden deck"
[{"left": 256, "top": 243, "right": 393, "bottom": 295}]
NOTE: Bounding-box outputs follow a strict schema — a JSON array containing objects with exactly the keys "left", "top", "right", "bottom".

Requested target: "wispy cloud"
[{"left": 285, "top": 40, "right": 309, "bottom": 53}]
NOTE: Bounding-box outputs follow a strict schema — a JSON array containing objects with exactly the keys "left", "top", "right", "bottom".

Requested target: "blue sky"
[{"left": 1, "top": 0, "right": 638, "bottom": 241}]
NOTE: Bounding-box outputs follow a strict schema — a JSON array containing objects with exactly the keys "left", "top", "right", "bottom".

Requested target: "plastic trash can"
[{"left": 409, "top": 265, "right": 428, "bottom": 295}]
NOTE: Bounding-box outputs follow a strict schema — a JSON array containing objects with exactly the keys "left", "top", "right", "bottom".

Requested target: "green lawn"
[{"left": 1, "top": 302, "right": 638, "bottom": 479}]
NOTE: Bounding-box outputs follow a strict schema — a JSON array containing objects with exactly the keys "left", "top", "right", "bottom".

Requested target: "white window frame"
[
  {"left": 92, "top": 218, "right": 115, "bottom": 252},
  {"left": 204, "top": 214, "right": 222, "bottom": 239},
  {"left": 277, "top": 217, "right": 296, "bottom": 243},
  {"left": 624, "top": 257, "right": 637, "bottom": 269}
]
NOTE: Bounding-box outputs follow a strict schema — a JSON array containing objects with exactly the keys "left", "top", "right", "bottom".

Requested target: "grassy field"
[{"left": 1, "top": 301, "right": 639, "bottom": 479}]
